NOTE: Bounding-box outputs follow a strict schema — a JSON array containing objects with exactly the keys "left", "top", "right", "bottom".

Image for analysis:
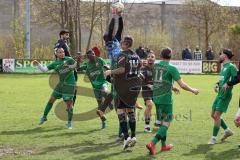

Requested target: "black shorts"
[
  {"left": 116, "top": 96, "right": 135, "bottom": 109},
  {"left": 142, "top": 86, "right": 153, "bottom": 102}
]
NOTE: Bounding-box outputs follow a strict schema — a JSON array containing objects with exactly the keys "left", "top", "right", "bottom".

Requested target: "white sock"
[
  {"left": 145, "top": 125, "right": 150, "bottom": 128},
  {"left": 212, "top": 136, "right": 216, "bottom": 139}
]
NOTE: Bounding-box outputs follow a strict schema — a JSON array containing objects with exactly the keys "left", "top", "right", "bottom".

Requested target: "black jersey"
[
  {"left": 114, "top": 49, "right": 142, "bottom": 107},
  {"left": 141, "top": 65, "right": 153, "bottom": 87},
  {"left": 141, "top": 65, "right": 153, "bottom": 101}
]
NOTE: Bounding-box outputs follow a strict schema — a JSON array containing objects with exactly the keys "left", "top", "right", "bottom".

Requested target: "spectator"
[
  {"left": 182, "top": 46, "right": 192, "bottom": 60},
  {"left": 136, "top": 45, "right": 147, "bottom": 59},
  {"left": 145, "top": 47, "right": 152, "bottom": 56},
  {"left": 193, "top": 46, "right": 202, "bottom": 60},
  {"left": 205, "top": 46, "right": 214, "bottom": 60}
]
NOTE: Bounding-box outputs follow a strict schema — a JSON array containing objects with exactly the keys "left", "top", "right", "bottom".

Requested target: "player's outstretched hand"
[
  {"left": 192, "top": 88, "right": 199, "bottom": 95},
  {"left": 222, "top": 83, "right": 229, "bottom": 92},
  {"left": 33, "top": 60, "right": 40, "bottom": 66},
  {"left": 104, "top": 70, "right": 112, "bottom": 78}
]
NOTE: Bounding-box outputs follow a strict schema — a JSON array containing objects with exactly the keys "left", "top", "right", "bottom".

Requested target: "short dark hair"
[
  {"left": 161, "top": 47, "right": 172, "bottom": 59},
  {"left": 222, "top": 48, "right": 234, "bottom": 59},
  {"left": 123, "top": 36, "right": 133, "bottom": 48},
  {"left": 59, "top": 29, "right": 69, "bottom": 37}
]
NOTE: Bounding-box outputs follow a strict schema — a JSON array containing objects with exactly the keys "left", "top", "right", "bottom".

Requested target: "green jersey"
[
  {"left": 153, "top": 61, "right": 181, "bottom": 104},
  {"left": 217, "top": 62, "right": 237, "bottom": 97},
  {"left": 80, "top": 57, "right": 107, "bottom": 89},
  {"left": 47, "top": 56, "right": 76, "bottom": 85}
]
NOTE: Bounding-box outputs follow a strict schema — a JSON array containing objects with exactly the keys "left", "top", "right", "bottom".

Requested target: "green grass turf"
[{"left": 0, "top": 74, "right": 240, "bottom": 160}]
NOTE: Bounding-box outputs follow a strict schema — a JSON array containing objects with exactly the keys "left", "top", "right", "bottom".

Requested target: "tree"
[
  {"left": 183, "top": 0, "right": 232, "bottom": 51},
  {"left": 32, "top": 0, "right": 111, "bottom": 55},
  {"left": 228, "top": 24, "right": 240, "bottom": 60}
]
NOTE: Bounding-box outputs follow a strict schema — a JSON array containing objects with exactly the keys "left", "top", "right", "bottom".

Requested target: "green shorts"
[
  {"left": 212, "top": 94, "right": 232, "bottom": 113},
  {"left": 155, "top": 103, "right": 173, "bottom": 122},
  {"left": 93, "top": 83, "right": 108, "bottom": 100},
  {"left": 52, "top": 83, "right": 76, "bottom": 101}
]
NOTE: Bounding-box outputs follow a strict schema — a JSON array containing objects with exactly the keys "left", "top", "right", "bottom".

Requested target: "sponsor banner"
[
  {"left": 1, "top": 58, "right": 238, "bottom": 74},
  {"left": 0, "top": 59, "right": 2, "bottom": 72},
  {"left": 202, "top": 61, "right": 221, "bottom": 73},
  {"left": 3, "top": 59, "right": 15, "bottom": 72},
  {"left": 154, "top": 60, "right": 202, "bottom": 73},
  {"left": 170, "top": 60, "right": 202, "bottom": 73},
  {"left": 15, "top": 59, "right": 53, "bottom": 73}
]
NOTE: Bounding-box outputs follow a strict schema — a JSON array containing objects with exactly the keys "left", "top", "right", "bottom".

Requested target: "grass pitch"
[{"left": 0, "top": 74, "right": 240, "bottom": 160}]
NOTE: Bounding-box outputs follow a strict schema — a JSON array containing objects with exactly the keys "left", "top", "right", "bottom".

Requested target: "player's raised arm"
[
  {"left": 104, "top": 16, "right": 115, "bottom": 43},
  {"left": 115, "top": 16, "right": 123, "bottom": 42}
]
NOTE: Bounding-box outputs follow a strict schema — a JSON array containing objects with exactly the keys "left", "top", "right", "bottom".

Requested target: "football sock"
[
  {"left": 117, "top": 120, "right": 130, "bottom": 136},
  {"left": 118, "top": 113, "right": 129, "bottom": 140},
  {"left": 213, "top": 125, "right": 220, "bottom": 137},
  {"left": 220, "top": 119, "right": 228, "bottom": 130},
  {"left": 161, "top": 136, "right": 167, "bottom": 147},
  {"left": 118, "top": 122, "right": 129, "bottom": 137},
  {"left": 73, "top": 90, "right": 77, "bottom": 106},
  {"left": 43, "top": 102, "right": 53, "bottom": 117},
  {"left": 97, "top": 99, "right": 102, "bottom": 109},
  {"left": 152, "top": 125, "right": 168, "bottom": 145},
  {"left": 128, "top": 112, "right": 136, "bottom": 138},
  {"left": 67, "top": 108, "right": 73, "bottom": 122},
  {"left": 118, "top": 123, "right": 122, "bottom": 137},
  {"left": 102, "top": 93, "right": 113, "bottom": 111}
]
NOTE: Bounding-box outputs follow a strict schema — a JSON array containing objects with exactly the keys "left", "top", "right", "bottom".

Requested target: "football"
[{"left": 111, "top": 2, "right": 124, "bottom": 13}]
